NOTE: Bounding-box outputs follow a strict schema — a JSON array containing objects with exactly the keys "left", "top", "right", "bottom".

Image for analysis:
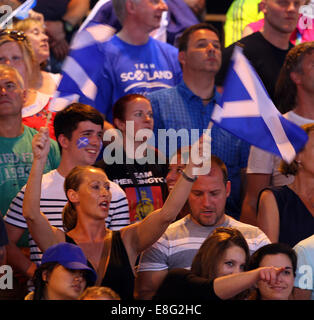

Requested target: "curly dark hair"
[{"left": 275, "top": 42, "right": 314, "bottom": 113}]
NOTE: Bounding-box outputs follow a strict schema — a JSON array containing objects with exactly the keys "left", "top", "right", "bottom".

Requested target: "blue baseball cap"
[{"left": 41, "top": 243, "right": 97, "bottom": 284}]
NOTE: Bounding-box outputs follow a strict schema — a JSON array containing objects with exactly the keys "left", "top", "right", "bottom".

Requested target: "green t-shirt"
[{"left": 0, "top": 125, "right": 60, "bottom": 246}]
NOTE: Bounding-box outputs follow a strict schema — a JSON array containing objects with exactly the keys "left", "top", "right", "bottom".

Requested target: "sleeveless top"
[
  {"left": 259, "top": 186, "right": 314, "bottom": 247},
  {"left": 65, "top": 231, "right": 135, "bottom": 300}
]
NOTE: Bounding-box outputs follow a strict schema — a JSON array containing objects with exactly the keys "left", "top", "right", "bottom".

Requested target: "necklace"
[{"left": 200, "top": 93, "right": 214, "bottom": 102}]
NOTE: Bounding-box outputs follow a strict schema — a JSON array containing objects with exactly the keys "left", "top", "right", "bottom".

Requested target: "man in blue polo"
[{"left": 148, "top": 23, "right": 250, "bottom": 219}]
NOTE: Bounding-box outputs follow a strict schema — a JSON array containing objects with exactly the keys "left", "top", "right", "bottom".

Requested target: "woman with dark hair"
[
  {"left": 248, "top": 243, "right": 297, "bottom": 300},
  {"left": 23, "top": 126, "right": 208, "bottom": 300},
  {"left": 95, "top": 93, "right": 168, "bottom": 223},
  {"left": 25, "top": 242, "right": 96, "bottom": 300},
  {"left": 153, "top": 227, "right": 287, "bottom": 301},
  {"left": 191, "top": 227, "right": 250, "bottom": 281},
  {"left": 257, "top": 123, "right": 314, "bottom": 247},
  {"left": 275, "top": 41, "right": 314, "bottom": 114}
]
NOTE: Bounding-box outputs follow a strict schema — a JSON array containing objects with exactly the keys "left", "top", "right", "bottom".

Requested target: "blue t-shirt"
[
  {"left": 96, "top": 35, "right": 182, "bottom": 121},
  {"left": 58, "top": 35, "right": 182, "bottom": 123}
]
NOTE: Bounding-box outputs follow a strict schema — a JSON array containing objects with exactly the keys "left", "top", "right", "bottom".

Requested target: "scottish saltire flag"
[
  {"left": 211, "top": 46, "right": 308, "bottom": 163},
  {"left": 49, "top": 0, "right": 198, "bottom": 112},
  {"left": 49, "top": 0, "right": 169, "bottom": 112}
]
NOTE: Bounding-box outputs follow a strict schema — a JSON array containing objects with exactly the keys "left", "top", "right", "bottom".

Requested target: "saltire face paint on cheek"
[
  {"left": 76, "top": 137, "right": 104, "bottom": 150},
  {"left": 76, "top": 137, "right": 90, "bottom": 149}
]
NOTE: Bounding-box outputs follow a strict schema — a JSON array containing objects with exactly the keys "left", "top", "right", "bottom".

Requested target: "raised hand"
[{"left": 32, "top": 127, "right": 50, "bottom": 161}]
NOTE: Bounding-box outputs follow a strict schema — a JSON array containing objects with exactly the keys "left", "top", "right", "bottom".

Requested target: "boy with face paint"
[{"left": 4, "top": 103, "right": 130, "bottom": 287}]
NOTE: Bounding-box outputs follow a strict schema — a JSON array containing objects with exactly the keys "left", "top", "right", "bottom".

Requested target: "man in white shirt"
[{"left": 4, "top": 103, "right": 130, "bottom": 280}]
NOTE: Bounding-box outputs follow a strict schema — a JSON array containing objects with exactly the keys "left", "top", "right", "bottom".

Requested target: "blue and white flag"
[
  {"left": 211, "top": 46, "right": 308, "bottom": 163},
  {"left": 50, "top": 0, "right": 169, "bottom": 112},
  {"left": 50, "top": 0, "right": 197, "bottom": 112},
  {"left": 15, "top": 0, "right": 37, "bottom": 19}
]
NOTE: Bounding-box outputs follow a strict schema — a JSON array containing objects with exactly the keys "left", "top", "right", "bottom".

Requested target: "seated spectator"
[
  {"left": 14, "top": 18, "right": 62, "bottom": 95},
  {"left": 148, "top": 22, "right": 251, "bottom": 220},
  {"left": 154, "top": 263, "right": 286, "bottom": 301},
  {"left": 241, "top": 41, "right": 314, "bottom": 226},
  {"left": 79, "top": 286, "right": 121, "bottom": 300},
  {"left": 0, "top": 29, "right": 56, "bottom": 139},
  {"left": 77, "top": 0, "right": 203, "bottom": 46},
  {"left": 293, "top": 234, "right": 314, "bottom": 300},
  {"left": 248, "top": 243, "right": 297, "bottom": 300},
  {"left": 4, "top": 103, "right": 129, "bottom": 286},
  {"left": 257, "top": 123, "right": 314, "bottom": 247},
  {"left": 153, "top": 227, "right": 251, "bottom": 300},
  {"left": 34, "top": 0, "right": 90, "bottom": 72},
  {"left": 22, "top": 129, "right": 207, "bottom": 300},
  {"left": 53, "top": 0, "right": 182, "bottom": 125},
  {"left": 25, "top": 242, "right": 97, "bottom": 300},
  {"left": 136, "top": 155, "right": 270, "bottom": 300},
  {"left": 0, "top": 64, "right": 60, "bottom": 299},
  {"left": 95, "top": 94, "right": 168, "bottom": 223}
]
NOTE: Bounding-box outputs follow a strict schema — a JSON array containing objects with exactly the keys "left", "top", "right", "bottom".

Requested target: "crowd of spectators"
[{"left": 0, "top": 0, "right": 313, "bottom": 301}]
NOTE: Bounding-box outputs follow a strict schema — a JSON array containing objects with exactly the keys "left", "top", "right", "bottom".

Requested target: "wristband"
[
  {"left": 180, "top": 169, "right": 197, "bottom": 182},
  {"left": 61, "top": 19, "right": 74, "bottom": 33}
]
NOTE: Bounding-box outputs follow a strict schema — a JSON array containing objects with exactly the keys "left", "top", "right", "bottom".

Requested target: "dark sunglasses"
[{"left": 0, "top": 30, "right": 26, "bottom": 41}]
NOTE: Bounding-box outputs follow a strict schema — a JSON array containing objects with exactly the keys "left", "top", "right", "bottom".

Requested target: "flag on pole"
[{"left": 211, "top": 46, "right": 308, "bottom": 163}]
